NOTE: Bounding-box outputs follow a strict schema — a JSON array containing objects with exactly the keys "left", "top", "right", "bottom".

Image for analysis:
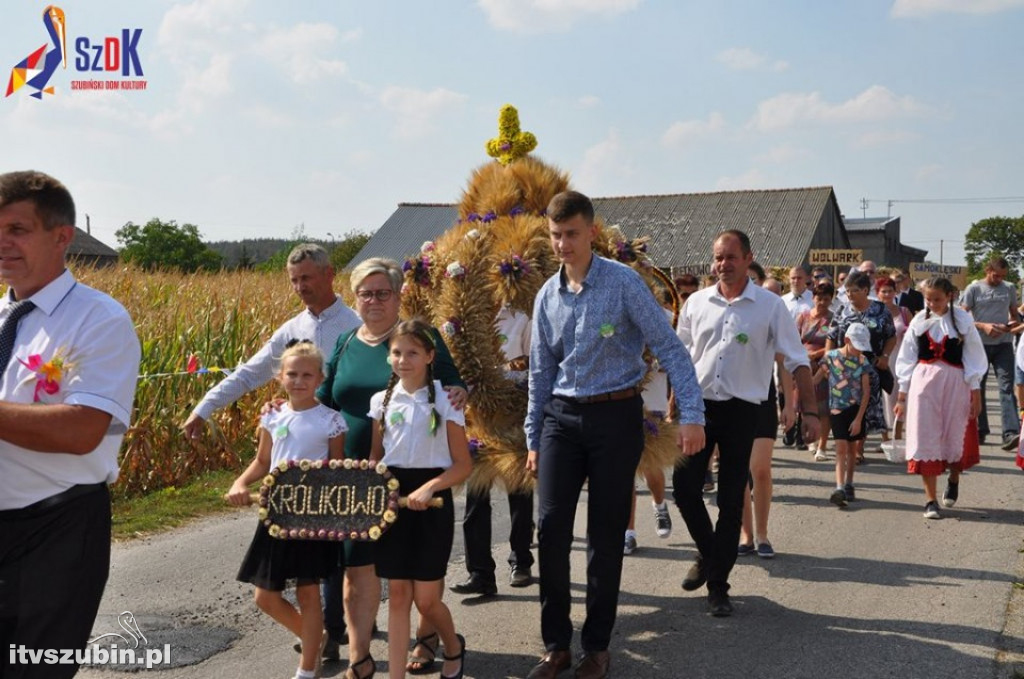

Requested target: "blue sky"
[{"left": 3, "top": 0, "right": 1024, "bottom": 265}]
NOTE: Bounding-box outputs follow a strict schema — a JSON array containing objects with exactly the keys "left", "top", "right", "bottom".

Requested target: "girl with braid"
[
  {"left": 894, "top": 277, "right": 986, "bottom": 519},
  {"left": 368, "top": 319, "right": 471, "bottom": 679}
]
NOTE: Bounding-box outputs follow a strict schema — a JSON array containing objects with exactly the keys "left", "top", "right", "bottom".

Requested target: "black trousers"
[
  {"left": 0, "top": 485, "right": 111, "bottom": 679},
  {"left": 462, "top": 487, "right": 535, "bottom": 584},
  {"left": 536, "top": 395, "right": 644, "bottom": 653},
  {"left": 672, "top": 398, "right": 757, "bottom": 594}
]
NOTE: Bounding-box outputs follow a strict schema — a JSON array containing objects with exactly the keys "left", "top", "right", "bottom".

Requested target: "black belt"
[
  {"left": 0, "top": 482, "right": 107, "bottom": 520},
  {"left": 557, "top": 386, "right": 642, "bottom": 405}
]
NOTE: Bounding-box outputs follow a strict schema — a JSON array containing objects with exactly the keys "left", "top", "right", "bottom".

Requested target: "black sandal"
[
  {"left": 406, "top": 632, "right": 439, "bottom": 674},
  {"left": 441, "top": 633, "right": 466, "bottom": 679},
  {"left": 344, "top": 654, "right": 375, "bottom": 679}
]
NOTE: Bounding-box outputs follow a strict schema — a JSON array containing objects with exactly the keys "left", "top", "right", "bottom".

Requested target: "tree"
[
  {"left": 116, "top": 218, "right": 223, "bottom": 272},
  {"left": 964, "top": 215, "right": 1024, "bottom": 281},
  {"left": 329, "top": 230, "right": 373, "bottom": 270}
]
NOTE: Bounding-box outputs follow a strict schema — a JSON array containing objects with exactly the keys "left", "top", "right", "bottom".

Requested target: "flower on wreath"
[
  {"left": 498, "top": 254, "right": 531, "bottom": 281},
  {"left": 614, "top": 238, "right": 648, "bottom": 264},
  {"left": 368, "top": 526, "right": 382, "bottom": 540},
  {"left": 441, "top": 317, "right": 463, "bottom": 337},
  {"left": 643, "top": 417, "right": 660, "bottom": 437},
  {"left": 465, "top": 229, "right": 481, "bottom": 240},
  {"left": 481, "top": 211, "right": 497, "bottom": 224},
  {"left": 466, "top": 212, "right": 481, "bottom": 223},
  {"left": 508, "top": 205, "right": 526, "bottom": 217},
  {"left": 421, "top": 241, "right": 435, "bottom": 253},
  {"left": 445, "top": 261, "right": 467, "bottom": 279},
  {"left": 468, "top": 438, "right": 482, "bottom": 459},
  {"left": 402, "top": 254, "right": 432, "bottom": 287},
  {"left": 17, "top": 349, "right": 71, "bottom": 403}
]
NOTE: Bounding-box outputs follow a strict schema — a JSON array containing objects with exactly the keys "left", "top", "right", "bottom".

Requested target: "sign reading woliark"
[
  {"left": 809, "top": 249, "right": 864, "bottom": 266},
  {"left": 909, "top": 262, "right": 969, "bottom": 289}
]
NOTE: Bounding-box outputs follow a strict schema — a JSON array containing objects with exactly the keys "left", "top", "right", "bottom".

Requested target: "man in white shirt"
[
  {"left": 182, "top": 244, "right": 360, "bottom": 438},
  {"left": 674, "top": 229, "right": 818, "bottom": 617},
  {"left": 781, "top": 266, "right": 813, "bottom": 321},
  {"left": 181, "top": 243, "right": 359, "bottom": 658},
  {"left": 0, "top": 171, "right": 141, "bottom": 678}
]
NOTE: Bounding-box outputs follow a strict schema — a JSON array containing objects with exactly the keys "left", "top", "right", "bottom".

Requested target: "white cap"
[{"left": 845, "top": 323, "right": 872, "bottom": 352}]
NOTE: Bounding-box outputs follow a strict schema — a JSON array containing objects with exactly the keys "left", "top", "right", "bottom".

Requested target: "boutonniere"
[
  {"left": 735, "top": 333, "right": 749, "bottom": 345},
  {"left": 274, "top": 425, "right": 290, "bottom": 439},
  {"left": 17, "top": 349, "right": 72, "bottom": 402},
  {"left": 600, "top": 323, "right": 615, "bottom": 338},
  {"left": 389, "top": 411, "right": 405, "bottom": 426}
]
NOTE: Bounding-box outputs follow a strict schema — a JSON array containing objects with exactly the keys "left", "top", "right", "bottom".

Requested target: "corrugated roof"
[
  {"left": 844, "top": 216, "right": 898, "bottom": 232},
  {"left": 349, "top": 186, "right": 843, "bottom": 269}
]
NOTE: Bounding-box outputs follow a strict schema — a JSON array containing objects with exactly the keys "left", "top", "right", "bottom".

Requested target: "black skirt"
[
  {"left": 374, "top": 467, "right": 454, "bottom": 581},
  {"left": 237, "top": 521, "right": 339, "bottom": 591}
]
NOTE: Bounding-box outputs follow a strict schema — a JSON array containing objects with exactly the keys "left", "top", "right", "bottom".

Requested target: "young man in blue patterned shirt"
[{"left": 523, "top": 190, "right": 705, "bottom": 679}]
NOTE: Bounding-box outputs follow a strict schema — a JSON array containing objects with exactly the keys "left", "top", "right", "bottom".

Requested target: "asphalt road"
[{"left": 80, "top": 416, "right": 1024, "bottom": 678}]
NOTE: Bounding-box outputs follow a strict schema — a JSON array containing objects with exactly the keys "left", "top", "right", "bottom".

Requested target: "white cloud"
[
  {"left": 716, "top": 47, "right": 788, "bottom": 72},
  {"left": 573, "top": 129, "right": 636, "bottom": 193},
  {"left": 477, "top": 0, "right": 641, "bottom": 33},
  {"left": 748, "top": 85, "right": 928, "bottom": 131},
  {"left": 339, "top": 28, "right": 363, "bottom": 43},
  {"left": 891, "top": 0, "right": 1024, "bottom": 17},
  {"left": 259, "top": 23, "right": 348, "bottom": 84},
  {"left": 157, "top": 0, "right": 252, "bottom": 63},
  {"left": 579, "top": 95, "right": 601, "bottom": 108},
  {"left": 714, "top": 169, "right": 770, "bottom": 191},
  {"left": 379, "top": 86, "right": 468, "bottom": 139},
  {"left": 661, "top": 112, "right": 725, "bottom": 147},
  {"left": 852, "top": 129, "right": 919, "bottom": 148},
  {"left": 754, "top": 145, "right": 812, "bottom": 164}
]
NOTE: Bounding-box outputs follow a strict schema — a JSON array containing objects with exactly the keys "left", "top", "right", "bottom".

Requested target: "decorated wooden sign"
[{"left": 257, "top": 459, "right": 399, "bottom": 542}]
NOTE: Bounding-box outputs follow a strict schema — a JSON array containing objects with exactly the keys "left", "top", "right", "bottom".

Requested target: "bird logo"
[
  {"left": 6, "top": 5, "right": 67, "bottom": 99},
  {"left": 88, "top": 611, "right": 149, "bottom": 649}
]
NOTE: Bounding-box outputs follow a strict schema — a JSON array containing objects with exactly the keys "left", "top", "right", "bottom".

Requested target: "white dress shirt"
[
  {"left": 495, "top": 306, "right": 531, "bottom": 363},
  {"left": 677, "top": 280, "right": 810, "bottom": 404},
  {"left": 368, "top": 380, "right": 466, "bottom": 468},
  {"left": 193, "top": 296, "right": 360, "bottom": 420},
  {"left": 782, "top": 288, "right": 813, "bottom": 321},
  {"left": 0, "top": 270, "right": 140, "bottom": 509},
  {"left": 260, "top": 403, "right": 347, "bottom": 465},
  {"left": 895, "top": 307, "right": 987, "bottom": 391}
]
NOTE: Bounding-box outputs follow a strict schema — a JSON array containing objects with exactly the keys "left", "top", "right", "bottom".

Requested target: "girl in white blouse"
[
  {"left": 894, "top": 277, "right": 986, "bottom": 520},
  {"left": 368, "top": 319, "right": 471, "bottom": 679}
]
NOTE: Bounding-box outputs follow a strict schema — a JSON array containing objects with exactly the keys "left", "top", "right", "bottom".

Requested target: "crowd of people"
[{"left": 1, "top": 172, "right": 1019, "bottom": 679}]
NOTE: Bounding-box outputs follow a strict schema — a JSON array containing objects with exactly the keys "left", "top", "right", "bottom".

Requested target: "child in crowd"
[
  {"left": 227, "top": 341, "right": 347, "bottom": 679},
  {"left": 894, "top": 277, "right": 985, "bottom": 519},
  {"left": 819, "top": 323, "right": 871, "bottom": 508},
  {"left": 369, "top": 319, "right": 472, "bottom": 679}
]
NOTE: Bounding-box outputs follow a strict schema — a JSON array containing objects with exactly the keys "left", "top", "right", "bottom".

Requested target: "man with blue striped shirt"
[{"left": 524, "top": 191, "right": 705, "bottom": 679}]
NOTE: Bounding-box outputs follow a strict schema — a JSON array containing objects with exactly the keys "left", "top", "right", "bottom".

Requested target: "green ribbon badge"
[
  {"left": 600, "top": 323, "right": 615, "bottom": 338},
  {"left": 736, "top": 333, "right": 749, "bottom": 345},
  {"left": 389, "top": 411, "right": 405, "bottom": 426},
  {"left": 499, "top": 333, "right": 508, "bottom": 345},
  {"left": 274, "top": 425, "right": 289, "bottom": 439}
]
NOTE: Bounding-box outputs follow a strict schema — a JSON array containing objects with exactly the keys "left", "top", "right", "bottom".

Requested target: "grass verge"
[{"left": 111, "top": 469, "right": 239, "bottom": 541}]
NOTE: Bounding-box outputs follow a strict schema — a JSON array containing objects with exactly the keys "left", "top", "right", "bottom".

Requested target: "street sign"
[{"left": 808, "top": 249, "right": 864, "bottom": 266}]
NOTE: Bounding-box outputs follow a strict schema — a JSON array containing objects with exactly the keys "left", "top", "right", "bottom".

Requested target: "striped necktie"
[{"left": 0, "top": 300, "right": 36, "bottom": 375}]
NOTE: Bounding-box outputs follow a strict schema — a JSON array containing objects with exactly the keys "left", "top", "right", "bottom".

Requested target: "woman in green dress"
[{"left": 317, "top": 257, "right": 467, "bottom": 678}]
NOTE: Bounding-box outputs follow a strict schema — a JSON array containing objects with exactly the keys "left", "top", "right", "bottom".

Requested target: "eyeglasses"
[{"left": 355, "top": 289, "right": 395, "bottom": 302}]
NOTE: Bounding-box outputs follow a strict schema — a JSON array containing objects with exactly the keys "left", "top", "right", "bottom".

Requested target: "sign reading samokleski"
[{"left": 257, "top": 459, "right": 400, "bottom": 542}]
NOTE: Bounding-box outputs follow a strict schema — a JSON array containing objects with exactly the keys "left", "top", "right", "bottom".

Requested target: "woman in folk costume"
[{"left": 893, "top": 277, "right": 986, "bottom": 520}]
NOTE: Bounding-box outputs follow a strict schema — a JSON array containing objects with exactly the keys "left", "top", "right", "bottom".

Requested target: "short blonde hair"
[
  {"left": 350, "top": 257, "right": 403, "bottom": 293},
  {"left": 278, "top": 340, "right": 326, "bottom": 376}
]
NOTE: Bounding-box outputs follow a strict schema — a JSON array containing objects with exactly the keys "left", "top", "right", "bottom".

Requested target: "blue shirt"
[{"left": 525, "top": 255, "right": 705, "bottom": 451}]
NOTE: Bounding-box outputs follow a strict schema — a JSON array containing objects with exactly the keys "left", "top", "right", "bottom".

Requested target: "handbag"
[{"left": 876, "top": 365, "right": 895, "bottom": 394}]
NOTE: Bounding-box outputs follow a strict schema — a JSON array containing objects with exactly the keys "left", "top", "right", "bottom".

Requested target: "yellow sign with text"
[
  {"left": 909, "top": 263, "right": 968, "bottom": 289},
  {"left": 809, "top": 249, "right": 863, "bottom": 266}
]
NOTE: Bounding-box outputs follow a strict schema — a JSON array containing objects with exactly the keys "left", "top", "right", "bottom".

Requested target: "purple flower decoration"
[
  {"left": 499, "top": 254, "right": 532, "bottom": 281},
  {"left": 482, "top": 211, "right": 497, "bottom": 223},
  {"left": 441, "top": 317, "right": 463, "bottom": 337},
  {"left": 509, "top": 205, "right": 525, "bottom": 217},
  {"left": 468, "top": 438, "right": 482, "bottom": 459},
  {"left": 403, "top": 255, "right": 432, "bottom": 287},
  {"left": 466, "top": 212, "right": 481, "bottom": 223},
  {"left": 499, "top": 142, "right": 511, "bottom": 151},
  {"left": 643, "top": 417, "right": 660, "bottom": 437}
]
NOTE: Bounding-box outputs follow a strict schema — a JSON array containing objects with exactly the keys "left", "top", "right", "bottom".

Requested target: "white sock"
[
  {"left": 652, "top": 500, "right": 667, "bottom": 510},
  {"left": 295, "top": 670, "right": 316, "bottom": 679},
  {"left": 625, "top": 529, "right": 637, "bottom": 539}
]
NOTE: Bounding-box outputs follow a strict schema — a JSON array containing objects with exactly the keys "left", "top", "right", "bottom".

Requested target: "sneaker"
[
  {"left": 737, "top": 542, "right": 756, "bottom": 557},
  {"left": 923, "top": 501, "right": 942, "bottom": 519},
  {"left": 1002, "top": 433, "right": 1020, "bottom": 451},
  {"left": 843, "top": 483, "right": 856, "bottom": 502},
  {"left": 707, "top": 589, "right": 733, "bottom": 617},
  {"left": 654, "top": 503, "right": 672, "bottom": 538},
  {"left": 782, "top": 429, "right": 796, "bottom": 447},
  {"left": 814, "top": 448, "right": 829, "bottom": 462},
  {"left": 829, "top": 488, "right": 848, "bottom": 508},
  {"left": 509, "top": 564, "right": 532, "bottom": 587},
  {"left": 756, "top": 542, "right": 775, "bottom": 559},
  {"left": 623, "top": 531, "right": 637, "bottom": 555},
  {"left": 942, "top": 480, "right": 959, "bottom": 508}
]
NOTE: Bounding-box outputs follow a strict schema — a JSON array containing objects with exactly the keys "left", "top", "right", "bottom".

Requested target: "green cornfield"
[{"left": 66, "top": 263, "right": 353, "bottom": 499}]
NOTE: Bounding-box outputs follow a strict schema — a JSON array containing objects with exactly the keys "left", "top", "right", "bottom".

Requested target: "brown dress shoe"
[
  {"left": 526, "top": 649, "right": 572, "bottom": 679},
  {"left": 574, "top": 650, "right": 610, "bottom": 679}
]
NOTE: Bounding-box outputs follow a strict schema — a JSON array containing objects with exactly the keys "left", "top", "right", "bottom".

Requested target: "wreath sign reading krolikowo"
[{"left": 257, "top": 459, "right": 402, "bottom": 541}]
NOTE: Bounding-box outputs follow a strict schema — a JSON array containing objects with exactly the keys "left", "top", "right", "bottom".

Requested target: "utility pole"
[
  {"left": 860, "top": 198, "right": 868, "bottom": 218},
  {"left": 940, "top": 239, "right": 944, "bottom": 266}
]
